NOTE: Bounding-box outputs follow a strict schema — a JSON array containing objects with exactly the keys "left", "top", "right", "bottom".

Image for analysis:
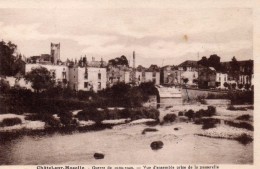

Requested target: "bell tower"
[{"left": 51, "top": 43, "right": 60, "bottom": 64}]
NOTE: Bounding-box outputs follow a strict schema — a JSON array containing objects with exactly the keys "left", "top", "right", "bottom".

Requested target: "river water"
[{"left": 0, "top": 123, "right": 253, "bottom": 165}]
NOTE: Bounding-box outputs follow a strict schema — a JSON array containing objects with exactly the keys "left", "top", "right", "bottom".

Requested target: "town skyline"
[{"left": 0, "top": 7, "right": 252, "bottom": 67}]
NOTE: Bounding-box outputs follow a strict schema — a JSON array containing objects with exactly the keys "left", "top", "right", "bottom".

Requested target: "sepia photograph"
[{"left": 0, "top": 0, "right": 257, "bottom": 167}]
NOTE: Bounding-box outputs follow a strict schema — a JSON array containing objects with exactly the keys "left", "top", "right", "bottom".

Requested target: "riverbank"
[{"left": 0, "top": 103, "right": 253, "bottom": 144}]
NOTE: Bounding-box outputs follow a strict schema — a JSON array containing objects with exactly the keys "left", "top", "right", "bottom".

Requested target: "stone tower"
[{"left": 51, "top": 43, "right": 60, "bottom": 64}]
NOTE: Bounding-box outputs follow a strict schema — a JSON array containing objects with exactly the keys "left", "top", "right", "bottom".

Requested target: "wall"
[{"left": 181, "top": 88, "right": 228, "bottom": 100}]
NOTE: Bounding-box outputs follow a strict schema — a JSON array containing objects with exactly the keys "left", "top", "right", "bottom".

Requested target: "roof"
[
  {"left": 178, "top": 60, "right": 198, "bottom": 67},
  {"left": 146, "top": 64, "right": 160, "bottom": 72}
]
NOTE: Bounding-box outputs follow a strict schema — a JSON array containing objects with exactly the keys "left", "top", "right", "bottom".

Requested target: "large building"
[{"left": 69, "top": 66, "right": 106, "bottom": 92}]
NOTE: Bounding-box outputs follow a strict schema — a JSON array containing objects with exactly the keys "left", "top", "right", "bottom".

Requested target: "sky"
[{"left": 0, "top": 7, "right": 253, "bottom": 67}]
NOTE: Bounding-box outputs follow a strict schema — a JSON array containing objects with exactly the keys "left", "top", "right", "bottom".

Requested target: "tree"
[
  {"left": 0, "top": 78, "right": 10, "bottom": 93},
  {"left": 183, "top": 78, "right": 189, "bottom": 85},
  {"left": 238, "top": 84, "right": 244, "bottom": 90},
  {"left": 198, "top": 56, "right": 208, "bottom": 67},
  {"left": 25, "top": 67, "right": 55, "bottom": 93},
  {"left": 0, "top": 41, "right": 17, "bottom": 76},
  {"left": 208, "top": 54, "right": 221, "bottom": 71},
  {"left": 230, "top": 56, "right": 240, "bottom": 81},
  {"left": 108, "top": 55, "right": 129, "bottom": 67},
  {"left": 231, "top": 83, "right": 237, "bottom": 90},
  {"left": 223, "top": 82, "right": 229, "bottom": 90}
]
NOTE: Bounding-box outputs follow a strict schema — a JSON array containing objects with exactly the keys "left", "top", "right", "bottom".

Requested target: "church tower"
[{"left": 51, "top": 43, "right": 60, "bottom": 65}]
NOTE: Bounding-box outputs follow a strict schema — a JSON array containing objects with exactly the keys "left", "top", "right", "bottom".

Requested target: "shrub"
[
  {"left": 235, "top": 133, "right": 253, "bottom": 145},
  {"left": 236, "top": 114, "right": 251, "bottom": 121},
  {"left": 226, "top": 121, "right": 253, "bottom": 131},
  {"left": 59, "top": 111, "right": 75, "bottom": 127},
  {"left": 143, "top": 108, "right": 160, "bottom": 120},
  {"left": 163, "top": 114, "right": 177, "bottom": 123},
  {"left": 178, "top": 111, "right": 184, "bottom": 116},
  {"left": 0, "top": 117, "right": 22, "bottom": 127},
  {"left": 207, "top": 106, "right": 216, "bottom": 116},
  {"left": 25, "top": 114, "right": 45, "bottom": 121},
  {"left": 227, "top": 105, "right": 247, "bottom": 111},
  {"left": 201, "top": 118, "right": 220, "bottom": 130},
  {"left": 184, "top": 109, "right": 195, "bottom": 120},
  {"left": 142, "top": 128, "right": 158, "bottom": 134}
]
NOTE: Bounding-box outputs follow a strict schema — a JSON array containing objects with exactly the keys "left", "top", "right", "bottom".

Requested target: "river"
[{"left": 0, "top": 122, "right": 253, "bottom": 165}]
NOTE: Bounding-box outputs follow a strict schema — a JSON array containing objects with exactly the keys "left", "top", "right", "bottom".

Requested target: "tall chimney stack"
[{"left": 133, "top": 51, "right": 135, "bottom": 69}]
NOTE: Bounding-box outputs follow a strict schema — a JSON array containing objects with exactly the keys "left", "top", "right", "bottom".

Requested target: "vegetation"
[
  {"left": 25, "top": 67, "right": 55, "bottom": 93},
  {"left": 225, "top": 121, "right": 253, "bottom": 131},
  {"left": 0, "top": 41, "right": 24, "bottom": 76},
  {"left": 184, "top": 109, "right": 195, "bottom": 120},
  {"left": 236, "top": 114, "right": 251, "bottom": 121},
  {"left": 227, "top": 105, "right": 247, "bottom": 111},
  {"left": 178, "top": 111, "right": 184, "bottom": 116},
  {"left": 235, "top": 133, "right": 253, "bottom": 145},
  {"left": 76, "top": 107, "right": 159, "bottom": 124},
  {"left": 142, "top": 128, "right": 158, "bottom": 134},
  {"left": 163, "top": 114, "right": 177, "bottom": 123},
  {"left": 0, "top": 117, "right": 22, "bottom": 127}
]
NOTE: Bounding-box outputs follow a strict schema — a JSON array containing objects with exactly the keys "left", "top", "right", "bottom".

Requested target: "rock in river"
[
  {"left": 150, "top": 141, "right": 164, "bottom": 150},
  {"left": 94, "top": 153, "right": 105, "bottom": 159}
]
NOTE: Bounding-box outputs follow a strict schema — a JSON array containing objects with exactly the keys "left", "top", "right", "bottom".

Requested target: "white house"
[
  {"left": 216, "top": 72, "right": 228, "bottom": 89},
  {"left": 69, "top": 66, "right": 106, "bottom": 92}
]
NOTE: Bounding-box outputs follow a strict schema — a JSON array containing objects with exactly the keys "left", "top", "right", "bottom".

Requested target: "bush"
[
  {"left": 201, "top": 118, "right": 219, "bottom": 129},
  {"left": 184, "top": 109, "right": 195, "bottom": 120},
  {"left": 235, "top": 133, "right": 253, "bottom": 145},
  {"left": 178, "top": 111, "right": 184, "bottom": 116},
  {"left": 194, "top": 106, "right": 216, "bottom": 118},
  {"left": 142, "top": 128, "right": 158, "bottom": 134},
  {"left": 76, "top": 106, "right": 105, "bottom": 124},
  {"left": 25, "top": 113, "right": 60, "bottom": 128},
  {"left": 163, "top": 114, "right": 177, "bottom": 123},
  {"left": 25, "top": 114, "right": 45, "bottom": 121},
  {"left": 59, "top": 111, "right": 76, "bottom": 127},
  {"left": 236, "top": 114, "right": 251, "bottom": 121},
  {"left": 143, "top": 108, "right": 160, "bottom": 120},
  {"left": 227, "top": 105, "right": 247, "bottom": 111},
  {"left": 40, "top": 114, "right": 60, "bottom": 127},
  {"left": 0, "top": 117, "right": 22, "bottom": 127},
  {"left": 226, "top": 121, "right": 253, "bottom": 131},
  {"left": 207, "top": 106, "right": 216, "bottom": 116}
]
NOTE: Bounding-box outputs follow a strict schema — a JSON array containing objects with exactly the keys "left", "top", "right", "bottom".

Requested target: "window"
[
  {"left": 85, "top": 68, "right": 88, "bottom": 79},
  {"left": 62, "top": 72, "right": 66, "bottom": 79},
  {"left": 84, "top": 82, "right": 88, "bottom": 88},
  {"left": 152, "top": 78, "right": 156, "bottom": 84},
  {"left": 85, "top": 72, "right": 88, "bottom": 79},
  {"left": 98, "top": 73, "right": 101, "bottom": 80},
  {"left": 152, "top": 72, "right": 156, "bottom": 77},
  {"left": 98, "top": 82, "right": 101, "bottom": 90}
]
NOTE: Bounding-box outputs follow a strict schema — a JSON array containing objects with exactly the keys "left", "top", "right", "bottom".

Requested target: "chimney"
[{"left": 133, "top": 51, "right": 135, "bottom": 69}]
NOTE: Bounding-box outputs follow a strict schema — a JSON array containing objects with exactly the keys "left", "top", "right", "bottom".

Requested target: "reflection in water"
[{"left": 0, "top": 123, "right": 253, "bottom": 165}]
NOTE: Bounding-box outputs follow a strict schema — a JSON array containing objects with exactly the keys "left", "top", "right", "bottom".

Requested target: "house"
[
  {"left": 178, "top": 60, "right": 198, "bottom": 71},
  {"left": 69, "top": 65, "right": 106, "bottom": 92},
  {"left": 160, "top": 65, "right": 176, "bottom": 85},
  {"left": 215, "top": 72, "right": 228, "bottom": 89},
  {"left": 107, "top": 65, "right": 131, "bottom": 86},
  {"left": 181, "top": 71, "right": 198, "bottom": 86}
]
